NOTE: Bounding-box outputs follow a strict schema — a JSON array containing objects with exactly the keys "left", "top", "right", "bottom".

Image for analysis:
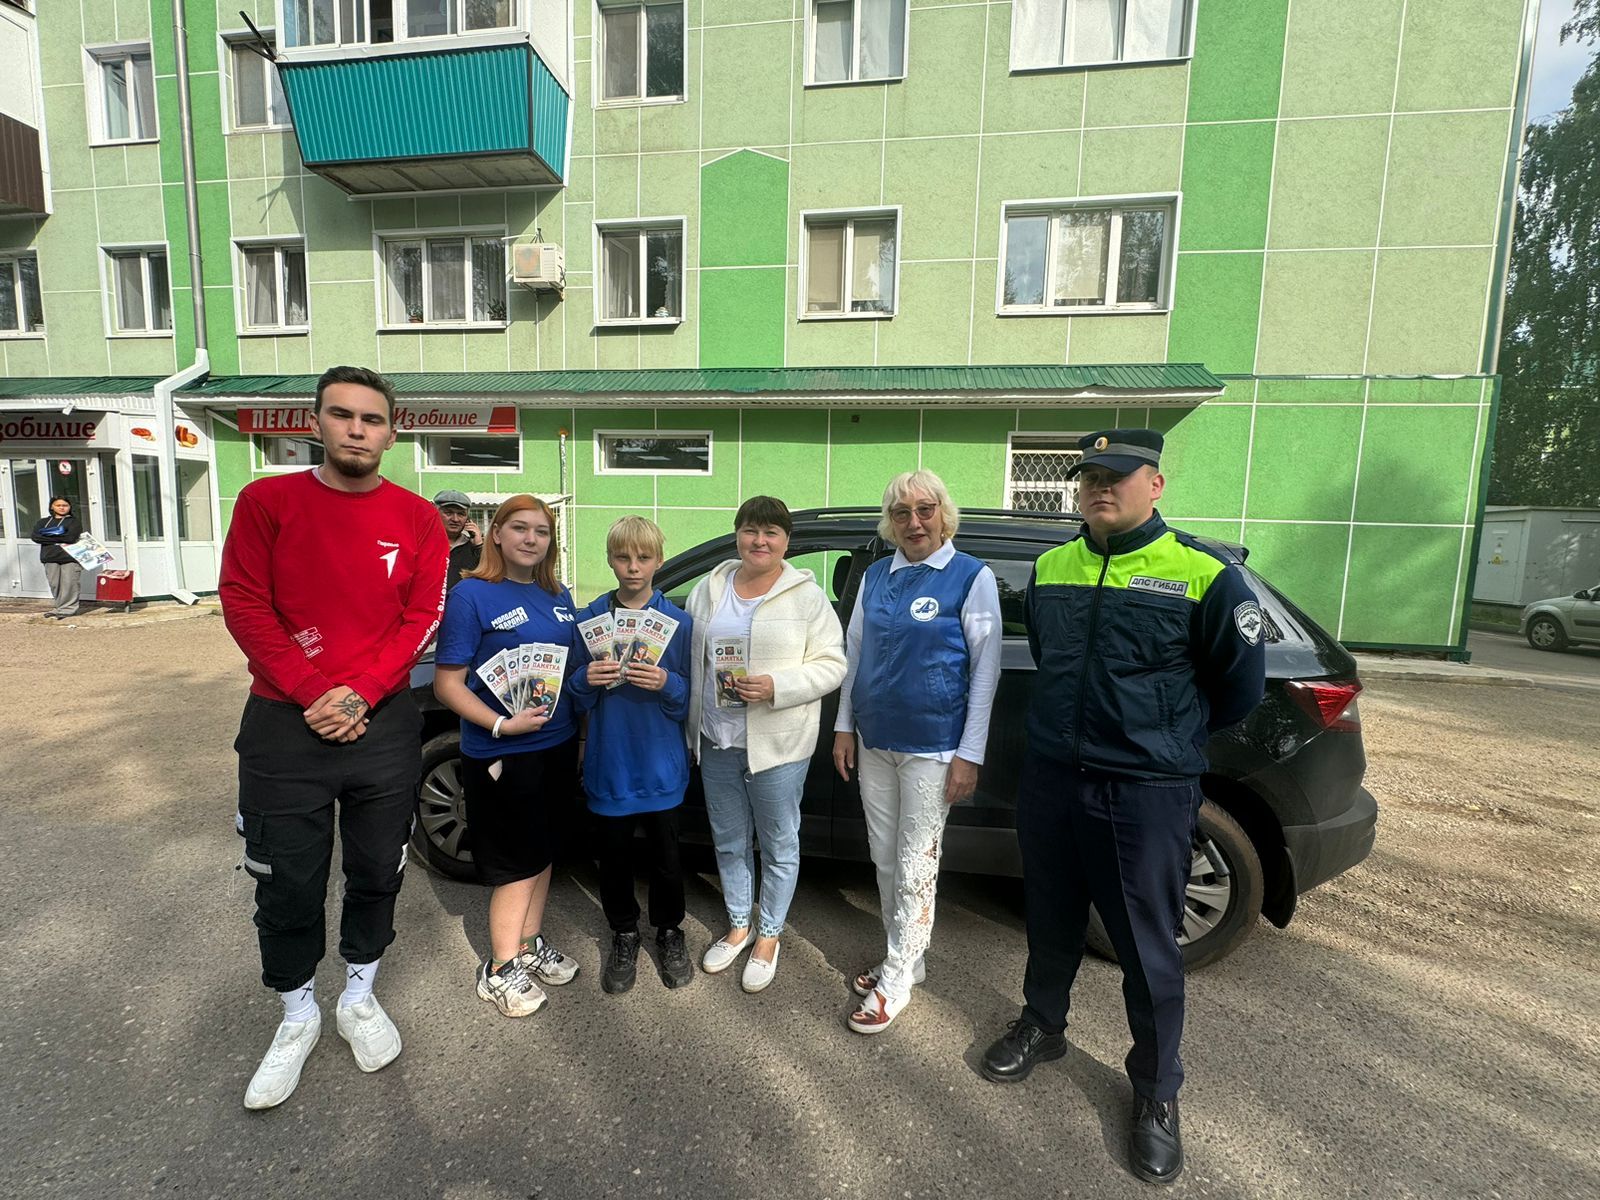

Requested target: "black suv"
[{"left": 408, "top": 508, "right": 1378, "bottom": 970}]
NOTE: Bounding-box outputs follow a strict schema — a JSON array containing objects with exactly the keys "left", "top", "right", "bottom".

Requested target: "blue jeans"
[{"left": 700, "top": 746, "right": 809, "bottom": 938}]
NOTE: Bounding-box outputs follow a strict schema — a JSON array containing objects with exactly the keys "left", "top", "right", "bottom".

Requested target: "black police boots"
[
  {"left": 1129, "top": 1096, "right": 1183, "bottom": 1185},
  {"left": 602, "top": 930, "right": 641, "bottom": 994},
  {"left": 979, "top": 1018, "right": 1067, "bottom": 1083}
]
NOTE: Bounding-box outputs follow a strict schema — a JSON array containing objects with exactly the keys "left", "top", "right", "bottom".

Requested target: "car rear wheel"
[
  {"left": 410, "top": 731, "right": 476, "bottom": 881},
  {"left": 1086, "top": 799, "right": 1265, "bottom": 972},
  {"left": 1526, "top": 615, "right": 1568, "bottom": 652}
]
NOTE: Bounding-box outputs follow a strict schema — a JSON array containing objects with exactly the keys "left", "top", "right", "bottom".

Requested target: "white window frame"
[
  {"left": 0, "top": 252, "right": 44, "bottom": 338},
  {"left": 374, "top": 226, "right": 509, "bottom": 331},
  {"left": 1008, "top": 0, "right": 1197, "bottom": 74},
  {"left": 995, "top": 193, "right": 1180, "bottom": 317},
  {"left": 277, "top": 0, "right": 524, "bottom": 51},
  {"left": 415, "top": 432, "right": 524, "bottom": 474},
  {"left": 798, "top": 206, "right": 902, "bottom": 321},
  {"left": 594, "top": 429, "right": 713, "bottom": 476},
  {"left": 223, "top": 30, "right": 292, "bottom": 133},
  {"left": 100, "top": 244, "right": 173, "bottom": 338},
  {"left": 84, "top": 42, "right": 159, "bottom": 146},
  {"left": 1004, "top": 432, "right": 1087, "bottom": 514},
  {"left": 805, "top": 0, "right": 910, "bottom": 87},
  {"left": 235, "top": 239, "right": 310, "bottom": 335},
  {"left": 595, "top": 0, "right": 687, "bottom": 107},
  {"left": 592, "top": 217, "right": 687, "bottom": 328},
  {"left": 251, "top": 434, "right": 327, "bottom": 472}
]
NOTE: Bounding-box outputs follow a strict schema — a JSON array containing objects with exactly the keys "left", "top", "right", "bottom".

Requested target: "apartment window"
[
  {"left": 239, "top": 242, "right": 309, "bottom": 332},
  {"left": 382, "top": 233, "right": 507, "bottom": 327},
  {"left": 596, "top": 221, "right": 683, "bottom": 325},
  {"left": 595, "top": 431, "right": 710, "bottom": 475},
  {"left": 1006, "top": 434, "right": 1083, "bottom": 513},
  {"left": 809, "top": 0, "right": 906, "bottom": 84},
  {"left": 1011, "top": 0, "right": 1190, "bottom": 71},
  {"left": 407, "top": 0, "right": 517, "bottom": 37},
  {"left": 255, "top": 436, "right": 326, "bottom": 469},
  {"left": 999, "top": 199, "right": 1173, "bottom": 313},
  {"left": 106, "top": 249, "right": 173, "bottom": 334},
  {"left": 0, "top": 253, "right": 44, "bottom": 335},
  {"left": 284, "top": 0, "right": 515, "bottom": 44},
  {"left": 802, "top": 210, "right": 898, "bottom": 318},
  {"left": 599, "top": 2, "right": 684, "bottom": 103},
  {"left": 421, "top": 434, "right": 521, "bottom": 470},
  {"left": 229, "top": 35, "right": 291, "bottom": 130},
  {"left": 88, "top": 45, "right": 157, "bottom": 143}
]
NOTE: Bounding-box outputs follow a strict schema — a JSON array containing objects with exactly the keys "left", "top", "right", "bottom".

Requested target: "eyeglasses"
[{"left": 889, "top": 503, "right": 939, "bottom": 524}]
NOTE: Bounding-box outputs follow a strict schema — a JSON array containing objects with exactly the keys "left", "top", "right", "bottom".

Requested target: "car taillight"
[{"left": 1286, "top": 679, "right": 1363, "bottom": 731}]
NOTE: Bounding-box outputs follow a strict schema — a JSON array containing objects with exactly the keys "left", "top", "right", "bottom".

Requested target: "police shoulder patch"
[
  {"left": 1234, "top": 600, "right": 1263, "bottom": 646},
  {"left": 1128, "top": 575, "right": 1188, "bottom": 598}
]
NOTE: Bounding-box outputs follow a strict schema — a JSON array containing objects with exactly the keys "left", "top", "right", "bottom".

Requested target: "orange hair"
[{"left": 467, "top": 494, "right": 562, "bottom": 594}]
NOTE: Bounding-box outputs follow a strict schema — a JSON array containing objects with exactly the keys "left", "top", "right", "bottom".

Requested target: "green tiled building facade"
[{"left": 0, "top": 0, "right": 1535, "bottom": 650}]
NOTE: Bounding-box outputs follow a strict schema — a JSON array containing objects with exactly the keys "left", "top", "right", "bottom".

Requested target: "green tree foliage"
[{"left": 1493, "top": 12, "right": 1600, "bottom": 506}]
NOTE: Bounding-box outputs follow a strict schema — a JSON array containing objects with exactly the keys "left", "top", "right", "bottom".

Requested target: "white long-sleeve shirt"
[{"left": 834, "top": 539, "right": 1003, "bottom": 764}]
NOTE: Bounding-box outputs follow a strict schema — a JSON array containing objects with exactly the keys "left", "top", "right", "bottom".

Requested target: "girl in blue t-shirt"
[{"left": 434, "top": 494, "right": 583, "bottom": 1019}]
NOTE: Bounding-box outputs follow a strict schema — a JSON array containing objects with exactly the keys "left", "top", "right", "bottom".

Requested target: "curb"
[
  {"left": 1356, "top": 664, "right": 1600, "bottom": 695},
  {"left": 7, "top": 605, "right": 220, "bottom": 631}
]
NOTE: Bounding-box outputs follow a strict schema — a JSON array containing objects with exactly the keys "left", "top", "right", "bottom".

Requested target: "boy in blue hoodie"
[{"left": 571, "top": 517, "right": 694, "bottom": 992}]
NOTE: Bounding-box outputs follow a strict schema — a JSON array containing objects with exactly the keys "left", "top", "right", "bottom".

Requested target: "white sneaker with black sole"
[
  {"left": 477, "top": 960, "right": 547, "bottom": 1017},
  {"left": 336, "top": 996, "right": 402, "bottom": 1072},
  {"left": 520, "top": 934, "right": 579, "bottom": 986},
  {"left": 244, "top": 1012, "right": 321, "bottom": 1110}
]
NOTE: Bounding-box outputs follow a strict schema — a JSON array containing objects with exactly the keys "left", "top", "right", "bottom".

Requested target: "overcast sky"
[{"left": 1531, "top": 0, "right": 1592, "bottom": 121}]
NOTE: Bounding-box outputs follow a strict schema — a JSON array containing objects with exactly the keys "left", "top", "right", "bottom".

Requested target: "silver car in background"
[{"left": 1521, "top": 583, "right": 1600, "bottom": 651}]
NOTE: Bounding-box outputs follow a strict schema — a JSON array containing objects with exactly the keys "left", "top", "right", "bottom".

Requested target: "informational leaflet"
[
  {"left": 476, "top": 643, "right": 568, "bottom": 715},
  {"left": 64, "top": 535, "right": 116, "bottom": 571},
  {"left": 626, "top": 609, "right": 680, "bottom": 669},
  {"left": 577, "top": 611, "right": 623, "bottom": 689},
  {"left": 711, "top": 636, "right": 748, "bottom": 708},
  {"left": 612, "top": 609, "right": 642, "bottom": 664}
]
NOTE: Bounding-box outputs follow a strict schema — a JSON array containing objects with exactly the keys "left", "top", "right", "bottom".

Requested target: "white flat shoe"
[
  {"left": 741, "top": 941, "right": 780, "bottom": 993},
  {"left": 702, "top": 935, "right": 751, "bottom": 974}
]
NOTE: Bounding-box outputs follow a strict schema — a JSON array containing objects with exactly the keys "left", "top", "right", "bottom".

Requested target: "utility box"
[
  {"left": 1475, "top": 507, "right": 1600, "bottom": 607},
  {"left": 95, "top": 569, "right": 134, "bottom": 612}
]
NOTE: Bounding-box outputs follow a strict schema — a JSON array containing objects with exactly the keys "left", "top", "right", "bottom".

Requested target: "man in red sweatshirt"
[{"left": 220, "top": 365, "right": 448, "bottom": 1110}]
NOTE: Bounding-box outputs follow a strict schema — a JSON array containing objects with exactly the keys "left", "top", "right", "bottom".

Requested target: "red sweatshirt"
[{"left": 219, "top": 469, "right": 450, "bottom": 709}]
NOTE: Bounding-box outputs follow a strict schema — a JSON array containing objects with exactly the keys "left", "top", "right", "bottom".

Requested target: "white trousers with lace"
[{"left": 857, "top": 742, "right": 951, "bottom": 1005}]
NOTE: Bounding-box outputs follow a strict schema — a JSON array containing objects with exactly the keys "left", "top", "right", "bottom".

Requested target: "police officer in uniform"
[{"left": 980, "top": 429, "right": 1266, "bottom": 1185}]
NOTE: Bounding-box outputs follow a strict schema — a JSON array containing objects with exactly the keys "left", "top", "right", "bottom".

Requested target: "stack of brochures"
[
  {"left": 711, "top": 636, "right": 748, "bottom": 708},
  {"left": 476, "top": 643, "right": 568, "bottom": 716},
  {"left": 577, "top": 607, "right": 681, "bottom": 688}
]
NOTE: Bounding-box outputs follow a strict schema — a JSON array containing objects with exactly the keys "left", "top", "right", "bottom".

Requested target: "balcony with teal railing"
[{"left": 272, "top": 1, "right": 571, "bottom": 193}]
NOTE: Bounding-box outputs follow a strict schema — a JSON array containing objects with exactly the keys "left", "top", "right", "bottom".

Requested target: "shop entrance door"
[{"left": 0, "top": 456, "right": 95, "bottom": 599}]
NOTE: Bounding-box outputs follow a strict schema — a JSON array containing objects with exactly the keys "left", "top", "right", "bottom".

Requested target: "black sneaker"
[
  {"left": 603, "top": 930, "right": 641, "bottom": 994},
  {"left": 656, "top": 927, "right": 693, "bottom": 989}
]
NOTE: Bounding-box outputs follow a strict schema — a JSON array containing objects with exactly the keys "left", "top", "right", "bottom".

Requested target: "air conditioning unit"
[{"left": 511, "top": 243, "right": 565, "bottom": 292}]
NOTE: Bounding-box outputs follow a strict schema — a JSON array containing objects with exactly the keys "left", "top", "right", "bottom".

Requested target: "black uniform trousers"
[
  {"left": 1016, "top": 749, "right": 1200, "bottom": 1102},
  {"left": 236, "top": 692, "right": 422, "bottom": 992},
  {"left": 596, "top": 807, "right": 686, "bottom": 934}
]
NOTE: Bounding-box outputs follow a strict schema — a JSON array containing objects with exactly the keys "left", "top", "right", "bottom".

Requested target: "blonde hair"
[
  {"left": 606, "top": 514, "right": 666, "bottom": 560},
  {"left": 877, "top": 469, "right": 960, "bottom": 544},
  {"left": 468, "top": 495, "right": 562, "bottom": 594}
]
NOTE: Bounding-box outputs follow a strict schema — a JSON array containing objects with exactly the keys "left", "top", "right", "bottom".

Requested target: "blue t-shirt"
[{"left": 436, "top": 577, "right": 580, "bottom": 758}]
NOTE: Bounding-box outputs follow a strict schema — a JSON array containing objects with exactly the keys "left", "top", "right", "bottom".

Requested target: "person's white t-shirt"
[{"left": 700, "top": 583, "right": 765, "bottom": 750}]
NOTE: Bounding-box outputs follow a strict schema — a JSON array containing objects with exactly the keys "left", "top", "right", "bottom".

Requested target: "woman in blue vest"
[{"left": 831, "top": 469, "right": 1002, "bottom": 1033}]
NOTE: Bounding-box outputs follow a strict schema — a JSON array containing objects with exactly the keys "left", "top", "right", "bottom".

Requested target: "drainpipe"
[{"left": 154, "top": 0, "right": 209, "bottom": 604}]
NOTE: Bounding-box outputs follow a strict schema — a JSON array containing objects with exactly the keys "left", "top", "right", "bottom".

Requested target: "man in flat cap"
[
  {"left": 981, "top": 428, "right": 1266, "bottom": 1184},
  {"left": 433, "top": 490, "right": 482, "bottom": 591}
]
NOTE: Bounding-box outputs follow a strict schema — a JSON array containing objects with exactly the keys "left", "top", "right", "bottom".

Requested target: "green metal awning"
[
  {"left": 0, "top": 376, "right": 162, "bottom": 398},
  {"left": 182, "top": 364, "right": 1226, "bottom": 407}
]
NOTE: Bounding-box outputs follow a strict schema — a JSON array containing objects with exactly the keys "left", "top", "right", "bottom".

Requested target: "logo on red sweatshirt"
[{"left": 377, "top": 540, "right": 400, "bottom": 578}]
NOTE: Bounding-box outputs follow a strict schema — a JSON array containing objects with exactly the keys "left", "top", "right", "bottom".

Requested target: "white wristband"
[{"left": 491, "top": 715, "right": 506, "bottom": 739}]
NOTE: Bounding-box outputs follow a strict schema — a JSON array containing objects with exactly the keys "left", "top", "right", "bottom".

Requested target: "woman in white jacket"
[{"left": 685, "top": 496, "right": 846, "bottom": 993}]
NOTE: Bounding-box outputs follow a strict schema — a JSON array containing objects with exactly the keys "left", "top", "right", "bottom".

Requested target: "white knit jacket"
[{"left": 685, "top": 558, "right": 847, "bottom": 774}]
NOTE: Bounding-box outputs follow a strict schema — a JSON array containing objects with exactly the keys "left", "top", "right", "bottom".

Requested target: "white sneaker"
[
  {"left": 476, "top": 960, "right": 547, "bottom": 1017},
  {"left": 336, "top": 996, "right": 402, "bottom": 1072},
  {"left": 702, "top": 934, "right": 751, "bottom": 974},
  {"left": 520, "top": 935, "right": 579, "bottom": 986},
  {"left": 741, "top": 941, "right": 781, "bottom": 993},
  {"left": 244, "top": 1012, "right": 321, "bottom": 1110}
]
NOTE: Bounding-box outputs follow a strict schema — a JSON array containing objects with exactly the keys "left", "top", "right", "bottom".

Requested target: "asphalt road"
[
  {"left": 1467, "top": 627, "right": 1600, "bottom": 682},
  {"left": 2, "top": 614, "right": 1595, "bottom": 1200}
]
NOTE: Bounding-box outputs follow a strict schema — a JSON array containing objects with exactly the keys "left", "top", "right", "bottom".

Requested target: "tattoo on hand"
[{"left": 335, "top": 693, "right": 368, "bottom": 721}]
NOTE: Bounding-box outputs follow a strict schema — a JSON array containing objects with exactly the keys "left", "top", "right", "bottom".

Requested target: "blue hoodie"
[{"left": 569, "top": 589, "right": 692, "bottom": 816}]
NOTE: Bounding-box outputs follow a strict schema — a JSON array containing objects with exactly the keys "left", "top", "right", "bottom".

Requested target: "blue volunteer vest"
[{"left": 852, "top": 550, "right": 984, "bottom": 754}]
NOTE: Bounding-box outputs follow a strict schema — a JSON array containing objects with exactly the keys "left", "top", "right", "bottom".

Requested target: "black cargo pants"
[{"left": 235, "top": 692, "right": 422, "bottom": 992}]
